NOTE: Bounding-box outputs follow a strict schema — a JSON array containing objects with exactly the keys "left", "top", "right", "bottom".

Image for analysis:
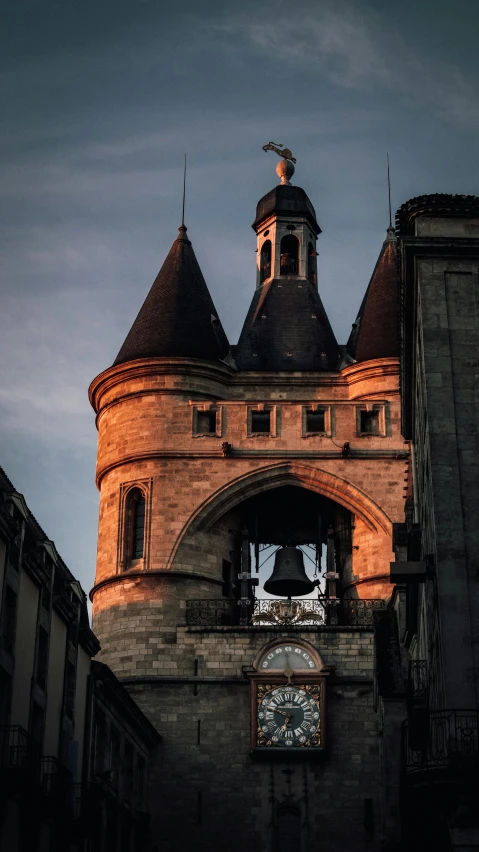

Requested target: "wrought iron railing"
[
  {"left": 251, "top": 599, "right": 326, "bottom": 626},
  {"left": 185, "top": 598, "right": 386, "bottom": 627},
  {"left": 185, "top": 599, "right": 242, "bottom": 627},
  {"left": 0, "top": 725, "right": 41, "bottom": 780},
  {"left": 408, "top": 660, "right": 429, "bottom": 703},
  {"left": 280, "top": 258, "right": 298, "bottom": 275},
  {"left": 402, "top": 710, "right": 479, "bottom": 775},
  {"left": 330, "top": 598, "right": 387, "bottom": 627},
  {"left": 41, "top": 755, "right": 72, "bottom": 800}
]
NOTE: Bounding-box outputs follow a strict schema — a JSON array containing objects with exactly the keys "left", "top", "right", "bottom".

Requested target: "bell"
[{"left": 263, "top": 546, "right": 316, "bottom": 598}]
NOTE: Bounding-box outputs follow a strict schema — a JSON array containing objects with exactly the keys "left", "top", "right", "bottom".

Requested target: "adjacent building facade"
[
  {"left": 395, "top": 195, "right": 479, "bottom": 851},
  {"left": 0, "top": 467, "right": 160, "bottom": 852}
]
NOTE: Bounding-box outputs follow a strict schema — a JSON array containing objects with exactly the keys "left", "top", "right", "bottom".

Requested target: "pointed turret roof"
[
  {"left": 234, "top": 278, "right": 340, "bottom": 371},
  {"left": 345, "top": 226, "right": 399, "bottom": 364},
  {"left": 113, "top": 226, "right": 229, "bottom": 366}
]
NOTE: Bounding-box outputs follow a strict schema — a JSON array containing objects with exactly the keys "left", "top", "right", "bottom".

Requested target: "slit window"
[
  {"left": 132, "top": 493, "right": 145, "bottom": 558},
  {"left": 251, "top": 410, "right": 271, "bottom": 433},
  {"left": 124, "top": 488, "right": 146, "bottom": 563},
  {"left": 260, "top": 239, "right": 272, "bottom": 283}
]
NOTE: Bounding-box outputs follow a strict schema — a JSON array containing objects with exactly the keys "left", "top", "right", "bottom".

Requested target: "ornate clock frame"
[{"left": 246, "top": 638, "right": 331, "bottom": 760}]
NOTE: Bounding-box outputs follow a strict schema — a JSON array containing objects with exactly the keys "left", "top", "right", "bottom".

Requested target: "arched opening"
[
  {"left": 125, "top": 488, "right": 145, "bottom": 565},
  {"left": 280, "top": 235, "right": 299, "bottom": 276},
  {"left": 260, "top": 239, "right": 272, "bottom": 283},
  {"left": 308, "top": 242, "right": 317, "bottom": 285},
  {"left": 276, "top": 804, "right": 301, "bottom": 852}
]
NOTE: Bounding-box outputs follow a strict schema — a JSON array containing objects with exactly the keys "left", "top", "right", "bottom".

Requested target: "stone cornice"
[
  {"left": 89, "top": 357, "right": 235, "bottom": 414},
  {"left": 340, "top": 357, "right": 400, "bottom": 386},
  {"left": 90, "top": 569, "right": 223, "bottom": 601},
  {"left": 95, "top": 447, "right": 409, "bottom": 487}
]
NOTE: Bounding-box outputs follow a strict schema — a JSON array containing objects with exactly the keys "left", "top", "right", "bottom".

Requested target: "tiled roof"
[
  {"left": 234, "top": 278, "right": 340, "bottom": 371},
  {"left": 114, "top": 226, "right": 229, "bottom": 366},
  {"left": 346, "top": 228, "right": 399, "bottom": 364},
  {"left": 396, "top": 193, "right": 479, "bottom": 236}
]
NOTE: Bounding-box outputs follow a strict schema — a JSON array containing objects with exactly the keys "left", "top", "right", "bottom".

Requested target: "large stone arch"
[{"left": 167, "top": 461, "right": 392, "bottom": 570}]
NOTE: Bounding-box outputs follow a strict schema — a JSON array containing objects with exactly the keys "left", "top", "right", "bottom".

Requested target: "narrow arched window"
[
  {"left": 280, "top": 235, "right": 299, "bottom": 276},
  {"left": 260, "top": 240, "right": 272, "bottom": 283},
  {"left": 308, "top": 242, "right": 317, "bottom": 285},
  {"left": 276, "top": 805, "right": 301, "bottom": 851},
  {"left": 126, "top": 488, "right": 145, "bottom": 563}
]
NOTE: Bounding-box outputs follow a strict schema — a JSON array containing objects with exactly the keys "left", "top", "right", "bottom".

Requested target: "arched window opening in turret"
[
  {"left": 308, "top": 242, "right": 317, "bottom": 285},
  {"left": 280, "top": 235, "right": 299, "bottom": 276},
  {"left": 260, "top": 240, "right": 272, "bottom": 283},
  {"left": 126, "top": 488, "right": 145, "bottom": 563}
]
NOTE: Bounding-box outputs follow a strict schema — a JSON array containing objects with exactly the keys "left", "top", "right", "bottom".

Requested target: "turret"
[{"left": 235, "top": 156, "right": 340, "bottom": 371}]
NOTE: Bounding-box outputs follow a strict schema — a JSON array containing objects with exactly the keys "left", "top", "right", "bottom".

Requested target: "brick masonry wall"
[
  {"left": 117, "top": 626, "right": 381, "bottom": 852},
  {"left": 89, "top": 356, "right": 406, "bottom": 850}
]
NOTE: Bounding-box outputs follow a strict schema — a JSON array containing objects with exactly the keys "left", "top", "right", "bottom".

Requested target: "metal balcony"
[
  {"left": 185, "top": 598, "right": 386, "bottom": 627},
  {"left": 402, "top": 709, "right": 479, "bottom": 777},
  {"left": 0, "top": 725, "right": 41, "bottom": 782}
]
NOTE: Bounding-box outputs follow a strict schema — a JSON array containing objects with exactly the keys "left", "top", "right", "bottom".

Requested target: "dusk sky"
[{"left": 2, "top": 0, "right": 479, "bottom": 596}]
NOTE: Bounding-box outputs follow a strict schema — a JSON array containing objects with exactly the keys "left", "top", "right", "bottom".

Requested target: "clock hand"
[{"left": 266, "top": 706, "right": 289, "bottom": 717}]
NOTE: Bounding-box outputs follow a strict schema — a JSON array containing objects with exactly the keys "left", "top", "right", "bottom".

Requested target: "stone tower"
[{"left": 89, "top": 156, "right": 408, "bottom": 851}]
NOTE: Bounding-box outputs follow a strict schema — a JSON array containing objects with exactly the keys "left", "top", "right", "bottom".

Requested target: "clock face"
[
  {"left": 257, "top": 685, "right": 321, "bottom": 748},
  {"left": 259, "top": 644, "right": 318, "bottom": 671}
]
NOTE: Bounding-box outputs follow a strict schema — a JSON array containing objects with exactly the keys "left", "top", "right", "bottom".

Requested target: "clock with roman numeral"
[{"left": 257, "top": 684, "right": 321, "bottom": 748}]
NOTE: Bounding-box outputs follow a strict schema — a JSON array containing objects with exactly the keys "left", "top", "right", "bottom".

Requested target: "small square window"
[
  {"left": 302, "top": 405, "right": 331, "bottom": 437},
  {"left": 251, "top": 410, "right": 271, "bottom": 433},
  {"left": 197, "top": 410, "right": 217, "bottom": 435},
  {"left": 360, "top": 410, "right": 379, "bottom": 435},
  {"left": 306, "top": 410, "right": 325, "bottom": 433}
]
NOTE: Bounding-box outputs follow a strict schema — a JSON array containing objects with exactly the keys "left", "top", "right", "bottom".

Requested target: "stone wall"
[{"left": 120, "top": 625, "right": 381, "bottom": 852}]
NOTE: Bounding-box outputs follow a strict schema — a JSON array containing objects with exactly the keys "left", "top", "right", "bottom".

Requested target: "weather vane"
[{"left": 262, "top": 142, "right": 297, "bottom": 163}]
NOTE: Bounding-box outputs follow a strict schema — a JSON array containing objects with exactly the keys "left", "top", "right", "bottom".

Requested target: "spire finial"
[
  {"left": 177, "top": 154, "right": 190, "bottom": 241},
  {"left": 387, "top": 152, "right": 392, "bottom": 228},
  {"left": 263, "top": 142, "right": 296, "bottom": 185},
  {"left": 386, "top": 153, "right": 395, "bottom": 241},
  {"left": 181, "top": 153, "right": 186, "bottom": 227}
]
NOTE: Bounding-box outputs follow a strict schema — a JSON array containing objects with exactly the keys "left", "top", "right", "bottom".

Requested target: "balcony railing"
[
  {"left": 280, "top": 257, "right": 298, "bottom": 275},
  {"left": 0, "top": 725, "right": 41, "bottom": 781},
  {"left": 185, "top": 598, "right": 386, "bottom": 627},
  {"left": 408, "top": 660, "right": 429, "bottom": 702},
  {"left": 41, "top": 755, "right": 72, "bottom": 802},
  {"left": 402, "top": 710, "right": 479, "bottom": 776}
]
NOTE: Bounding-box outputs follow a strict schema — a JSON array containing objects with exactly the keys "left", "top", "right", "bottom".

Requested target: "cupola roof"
[
  {"left": 345, "top": 226, "right": 399, "bottom": 364},
  {"left": 253, "top": 185, "right": 321, "bottom": 235},
  {"left": 113, "top": 225, "right": 229, "bottom": 366}
]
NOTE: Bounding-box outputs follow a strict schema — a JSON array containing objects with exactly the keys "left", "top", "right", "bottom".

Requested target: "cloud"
[{"left": 215, "top": 2, "right": 479, "bottom": 130}]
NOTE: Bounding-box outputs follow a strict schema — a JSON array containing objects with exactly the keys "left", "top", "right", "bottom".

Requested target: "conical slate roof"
[
  {"left": 345, "top": 227, "right": 399, "bottom": 364},
  {"left": 234, "top": 279, "right": 340, "bottom": 371},
  {"left": 114, "top": 226, "right": 229, "bottom": 366}
]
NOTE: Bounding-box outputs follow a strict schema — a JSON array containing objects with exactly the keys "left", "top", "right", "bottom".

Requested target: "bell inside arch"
[{"left": 263, "top": 546, "right": 317, "bottom": 598}]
